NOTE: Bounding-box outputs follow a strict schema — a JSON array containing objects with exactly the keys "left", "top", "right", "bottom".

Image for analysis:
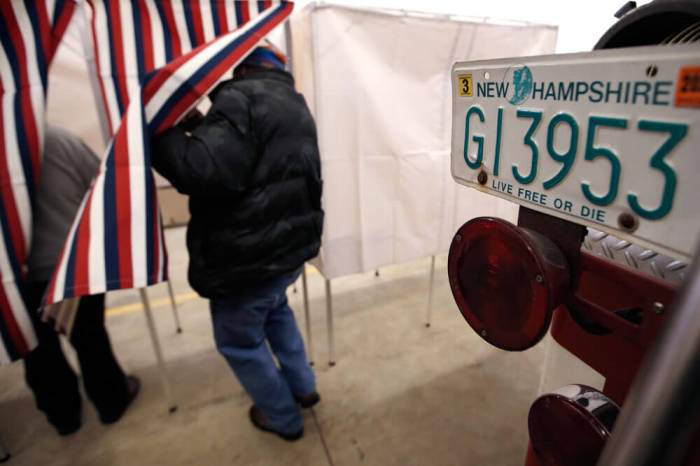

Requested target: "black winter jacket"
[{"left": 151, "top": 68, "right": 323, "bottom": 298}]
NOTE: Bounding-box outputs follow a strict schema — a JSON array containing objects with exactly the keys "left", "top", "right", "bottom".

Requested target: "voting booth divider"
[{"left": 288, "top": 4, "right": 557, "bottom": 364}]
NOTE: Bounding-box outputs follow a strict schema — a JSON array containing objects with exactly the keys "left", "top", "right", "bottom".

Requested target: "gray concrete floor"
[{"left": 0, "top": 227, "right": 546, "bottom": 465}]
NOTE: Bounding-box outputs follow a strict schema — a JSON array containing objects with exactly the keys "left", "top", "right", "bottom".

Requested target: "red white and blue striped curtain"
[
  {"left": 42, "top": 1, "right": 293, "bottom": 307},
  {"left": 90, "top": 1, "right": 286, "bottom": 139},
  {"left": 0, "top": 0, "right": 76, "bottom": 363},
  {"left": 0, "top": 1, "right": 292, "bottom": 363}
]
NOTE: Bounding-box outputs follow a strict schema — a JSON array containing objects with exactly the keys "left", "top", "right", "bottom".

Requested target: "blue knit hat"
[{"left": 241, "top": 45, "right": 287, "bottom": 70}]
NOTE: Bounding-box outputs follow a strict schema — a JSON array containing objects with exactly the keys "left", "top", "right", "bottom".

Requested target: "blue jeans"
[{"left": 210, "top": 270, "right": 315, "bottom": 434}]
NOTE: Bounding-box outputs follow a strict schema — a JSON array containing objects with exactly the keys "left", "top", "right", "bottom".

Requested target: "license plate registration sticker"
[{"left": 451, "top": 44, "right": 700, "bottom": 261}]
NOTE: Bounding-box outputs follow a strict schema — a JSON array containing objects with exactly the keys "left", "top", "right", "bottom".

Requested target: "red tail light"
[
  {"left": 447, "top": 217, "right": 569, "bottom": 350},
  {"left": 528, "top": 385, "right": 619, "bottom": 466}
]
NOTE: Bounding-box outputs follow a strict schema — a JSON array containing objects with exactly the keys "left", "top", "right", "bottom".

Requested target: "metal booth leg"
[
  {"left": 325, "top": 279, "right": 335, "bottom": 366},
  {"left": 425, "top": 256, "right": 436, "bottom": 327},
  {"left": 139, "top": 288, "right": 178, "bottom": 413},
  {"left": 166, "top": 281, "right": 183, "bottom": 334},
  {"left": 301, "top": 267, "right": 314, "bottom": 365}
]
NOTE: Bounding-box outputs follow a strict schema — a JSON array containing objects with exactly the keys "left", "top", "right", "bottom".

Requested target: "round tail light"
[
  {"left": 447, "top": 217, "right": 569, "bottom": 350},
  {"left": 528, "top": 385, "right": 620, "bottom": 466}
]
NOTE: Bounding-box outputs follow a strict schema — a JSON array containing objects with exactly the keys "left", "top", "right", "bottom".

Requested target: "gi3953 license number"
[{"left": 462, "top": 105, "right": 688, "bottom": 221}]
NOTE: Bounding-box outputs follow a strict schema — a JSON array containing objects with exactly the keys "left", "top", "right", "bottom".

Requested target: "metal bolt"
[
  {"left": 477, "top": 170, "right": 488, "bottom": 185},
  {"left": 535, "top": 274, "right": 544, "bottom": 283},
  {"left": 618, "top": 213, "right": 638, "bottom": 232},
  {"left": 646, "top": 65, "right": 658, "bottom": 78},
  {"left": 652, "top": 302, "right": 664, "bottom": 314},
  {"left": 455, "top": 234, "right": 462, "bottom": 242},
  {"left": 481, "top": 329, "right": 487, "bottom": 337}
]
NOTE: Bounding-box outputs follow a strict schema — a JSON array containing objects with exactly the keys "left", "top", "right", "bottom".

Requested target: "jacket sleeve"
[{"left": 150, "top": 86, "right": 256, "bottom": 197}]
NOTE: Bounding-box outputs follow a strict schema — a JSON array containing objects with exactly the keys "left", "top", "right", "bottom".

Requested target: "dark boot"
[
  {"left": 295, "top": 391, "right": 320, "bottom": 409},
  {"left": 249, "top": 405, "right": 303, "bottom": 441}
]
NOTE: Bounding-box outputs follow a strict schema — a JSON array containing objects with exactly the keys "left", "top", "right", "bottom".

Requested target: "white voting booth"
[{"left": 289, "top": 4, "right": 557, "bottom": 363}]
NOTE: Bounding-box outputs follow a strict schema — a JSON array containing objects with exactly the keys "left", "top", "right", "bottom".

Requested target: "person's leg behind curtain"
[
  {"left": 69, "top": 293, "right": 131, "bottom": 423},
  {"left": 23, "top": 281, "right": 82, "bottom": 434}
]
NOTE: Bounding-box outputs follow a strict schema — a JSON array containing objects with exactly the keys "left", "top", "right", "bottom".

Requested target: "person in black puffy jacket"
[{"left": 151, "top": 44, "right": 323, "bottom": 441}]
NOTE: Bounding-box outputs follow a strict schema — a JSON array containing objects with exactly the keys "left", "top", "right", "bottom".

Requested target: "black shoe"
[
  {"left": 55, "top": 418, "right": 81, "bottom": 436},
  {"left": 101, "top": 375, "right": 140, "bottom": 424},
  {"left": 52, "top": 412, "right": 81, "bottom": 436},
  {"left": 295, "top": 392, "right": 320, "bottom": 409},
  {"left": 248, "top": 405, "right": 303, "bottom": 441},
  {"left": 125, "top": 375, "right": 140, "bottom": 405},
  {"left": 47, "top": 400, "right": 82, "bottom": 436}
]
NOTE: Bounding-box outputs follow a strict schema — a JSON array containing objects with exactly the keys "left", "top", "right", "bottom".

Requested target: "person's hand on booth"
[{"left": 178, "top": 108, "right": 204, "bottom": 133}]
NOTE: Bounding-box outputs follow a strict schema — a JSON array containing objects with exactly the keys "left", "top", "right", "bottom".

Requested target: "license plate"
[{"left": 451, "top": 44, "right": 700, "bottom": 261}]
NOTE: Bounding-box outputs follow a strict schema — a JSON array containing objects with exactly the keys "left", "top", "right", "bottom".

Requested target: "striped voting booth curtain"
[
  {"left": 90, "top": 0, "right": 284, "bottom": 139},
  {"left": 0, "top": 0, "right": 75, "bottom": 363},
  {"left": 42, "top": 1, "right": 293, "bottom": 310}
]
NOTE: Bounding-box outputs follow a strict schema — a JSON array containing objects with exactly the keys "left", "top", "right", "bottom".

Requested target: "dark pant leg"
[
  {"left": 23, "top": 282, "right": 82, "bottom": 432},
  {"left": 68, "top": 293, "right": 129, "bottom": 423}
]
